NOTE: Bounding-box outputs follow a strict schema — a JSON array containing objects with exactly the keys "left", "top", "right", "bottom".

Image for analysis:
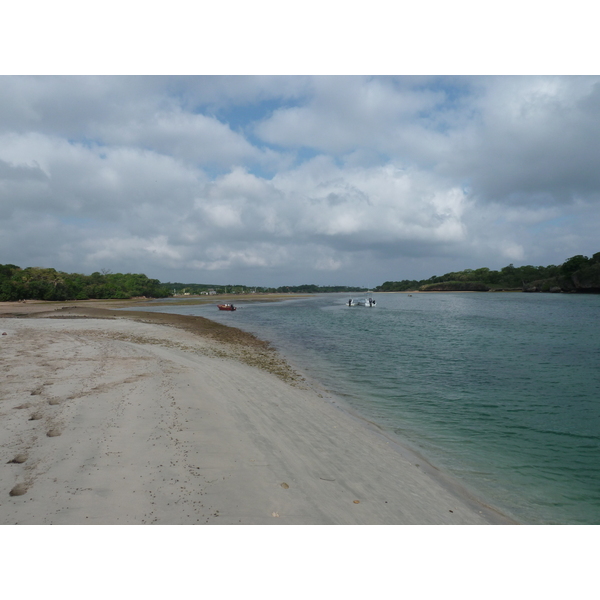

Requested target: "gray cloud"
[
  {"left": 431, "top": 77, "right": 600, "bottom": 205},
  {"left": 0, "top": 158, "right": 48, "bottom": 181}
]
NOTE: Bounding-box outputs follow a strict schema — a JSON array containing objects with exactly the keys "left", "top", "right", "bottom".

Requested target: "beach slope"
[{"left": 0, "top": 308, "right": 511, "bottom": 524}]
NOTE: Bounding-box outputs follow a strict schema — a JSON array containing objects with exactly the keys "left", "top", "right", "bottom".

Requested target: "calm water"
[{"left": 125, "top": 292, "right": 600, "bottom": 524}]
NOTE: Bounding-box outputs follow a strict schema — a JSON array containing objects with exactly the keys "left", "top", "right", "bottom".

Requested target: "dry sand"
[{"left": 0, "top": 301, "right": 514, "bottom": 524}]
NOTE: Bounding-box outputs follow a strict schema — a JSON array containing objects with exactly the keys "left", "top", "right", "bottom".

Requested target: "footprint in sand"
[
  {"left": 9, "top": 483, "right": 28, "bottom": 496},
  {"left": 29, "top": 412, "right": 43, "bottom": 421},
  {"left": 8, "top": 454, "right": 28, "bottom": 464},
  {"left": 47, "top": 429, "right": 61, "bottom": 437},
  {"left": 48, "top": 399, "right": 61, "bottom": 406}
]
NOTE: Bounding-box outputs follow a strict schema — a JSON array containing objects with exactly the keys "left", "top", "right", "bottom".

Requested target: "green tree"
[{"left": 562, "top": 255, "right": 590, "bottom": 276}]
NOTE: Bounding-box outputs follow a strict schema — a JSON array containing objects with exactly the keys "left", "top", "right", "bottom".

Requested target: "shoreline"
[{"left": 1, "top": 301, "right": 515, "bottom": 524}]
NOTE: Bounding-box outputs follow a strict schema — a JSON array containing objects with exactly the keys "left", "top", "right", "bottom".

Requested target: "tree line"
[
  {"left": 4, "top": 253, "right": 598, "bottom": 302},
  {"left": 0, "top": 265, "right": 171, "bottom": 301},
  {"left": 165, "top": 282, "right": 368, "bottom": 294},
  {"left": 376, "top": 253, "right": 600, "bottom": 292}
]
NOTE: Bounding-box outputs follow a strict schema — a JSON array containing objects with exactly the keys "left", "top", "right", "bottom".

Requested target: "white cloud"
[
  {"left": 0, "top": 132, "right": 203, "bottom": 218},
  {"left": 254, "top": 76, "right": 444, "bottom": 155},
  {"left": 270, "top": 160, "right": 468, "bottom": 246},
  {"left": 97, "top": 110, "right": 263, "bottom": 168},
  {"left": 435, "top": 77, "right": 600, "bottom": 205},
  {"left": 501, "top": 243, "right": 525, "bottom": 262},
  {"left": 85, "top": 235, "right": 183, "bottom": 265}
]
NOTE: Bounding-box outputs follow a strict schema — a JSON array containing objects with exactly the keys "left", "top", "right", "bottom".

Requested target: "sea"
[{"left": 122, "top": 292, "right": 600, "bottom": 524}]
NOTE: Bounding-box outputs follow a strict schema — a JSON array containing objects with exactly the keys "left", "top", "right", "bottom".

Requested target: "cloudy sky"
[{"left": 1, "top": 74, "right": 599, "bottom": 287}]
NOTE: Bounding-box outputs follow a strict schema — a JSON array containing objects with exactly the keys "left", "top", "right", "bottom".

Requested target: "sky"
[
  {"left": 1, "top": 74, "right": 600, "bottom": 287},
  {"left": 1, "top": 1, "right": 599, "bottom": 288}
]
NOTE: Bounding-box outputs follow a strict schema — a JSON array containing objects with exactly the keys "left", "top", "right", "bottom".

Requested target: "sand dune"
[{"left": 0, "top": 309, "right": 513, "bottom": 524}]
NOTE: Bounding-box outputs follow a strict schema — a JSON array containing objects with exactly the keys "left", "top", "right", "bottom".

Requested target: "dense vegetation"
[
  {"left": 376, "top": 253, "right": 600, "bottom": 293},
  {"left": 0, "top": 265, "right": 171, "bottom": 301}
]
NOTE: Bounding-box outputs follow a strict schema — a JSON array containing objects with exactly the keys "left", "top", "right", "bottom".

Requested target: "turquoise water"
[{"left": 126, "top": 293, "right": 600, "bottom": 524}]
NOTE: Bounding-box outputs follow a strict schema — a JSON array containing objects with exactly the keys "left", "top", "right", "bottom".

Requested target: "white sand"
[{"left": 0, "top": 316, "right": 512, "bottom": 524}]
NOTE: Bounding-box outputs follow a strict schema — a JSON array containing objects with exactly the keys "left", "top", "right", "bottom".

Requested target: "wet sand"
[{"left": 0, "top": 301, "right": 513, "bottom": 524}]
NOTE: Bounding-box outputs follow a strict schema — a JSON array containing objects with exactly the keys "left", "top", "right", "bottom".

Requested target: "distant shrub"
[{"left": 419, "top": 281, "right": 490, "bottom": 292}]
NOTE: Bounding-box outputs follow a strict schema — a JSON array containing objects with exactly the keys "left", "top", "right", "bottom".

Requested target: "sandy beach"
[{"left": 0, "top": 301, "right": 513, "bottom": 524}]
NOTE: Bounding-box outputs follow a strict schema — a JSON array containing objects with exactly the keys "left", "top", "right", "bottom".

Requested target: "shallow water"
[{"left": 125, "top": 292, "right": 600, "bottom": 524}]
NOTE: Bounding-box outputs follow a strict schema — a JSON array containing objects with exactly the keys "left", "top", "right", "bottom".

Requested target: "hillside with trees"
[
  {"left": 376, "top": 253, "right": 600, "bottom": 293},
  {"left": 0, "top": 265, "right": 171, "bottom": 301}
]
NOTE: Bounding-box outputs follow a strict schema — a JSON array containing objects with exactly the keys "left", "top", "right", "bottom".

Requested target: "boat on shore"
[{"left": 217, "top": 303, "right": 236, "bottom": 311}]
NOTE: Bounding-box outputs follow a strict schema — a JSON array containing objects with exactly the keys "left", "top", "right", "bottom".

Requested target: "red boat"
[{"left": 217, "top": 303, "right": 236, "bottom": 311}]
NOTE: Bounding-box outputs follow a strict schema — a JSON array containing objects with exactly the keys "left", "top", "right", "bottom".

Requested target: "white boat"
[{"left": 347, "top": 297, "right": 376, "bottom": 307}]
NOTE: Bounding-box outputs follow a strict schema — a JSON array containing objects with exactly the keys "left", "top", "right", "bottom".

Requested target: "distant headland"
[{"left": 376, "top": 252, "right": 600, "bottom": 294}]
